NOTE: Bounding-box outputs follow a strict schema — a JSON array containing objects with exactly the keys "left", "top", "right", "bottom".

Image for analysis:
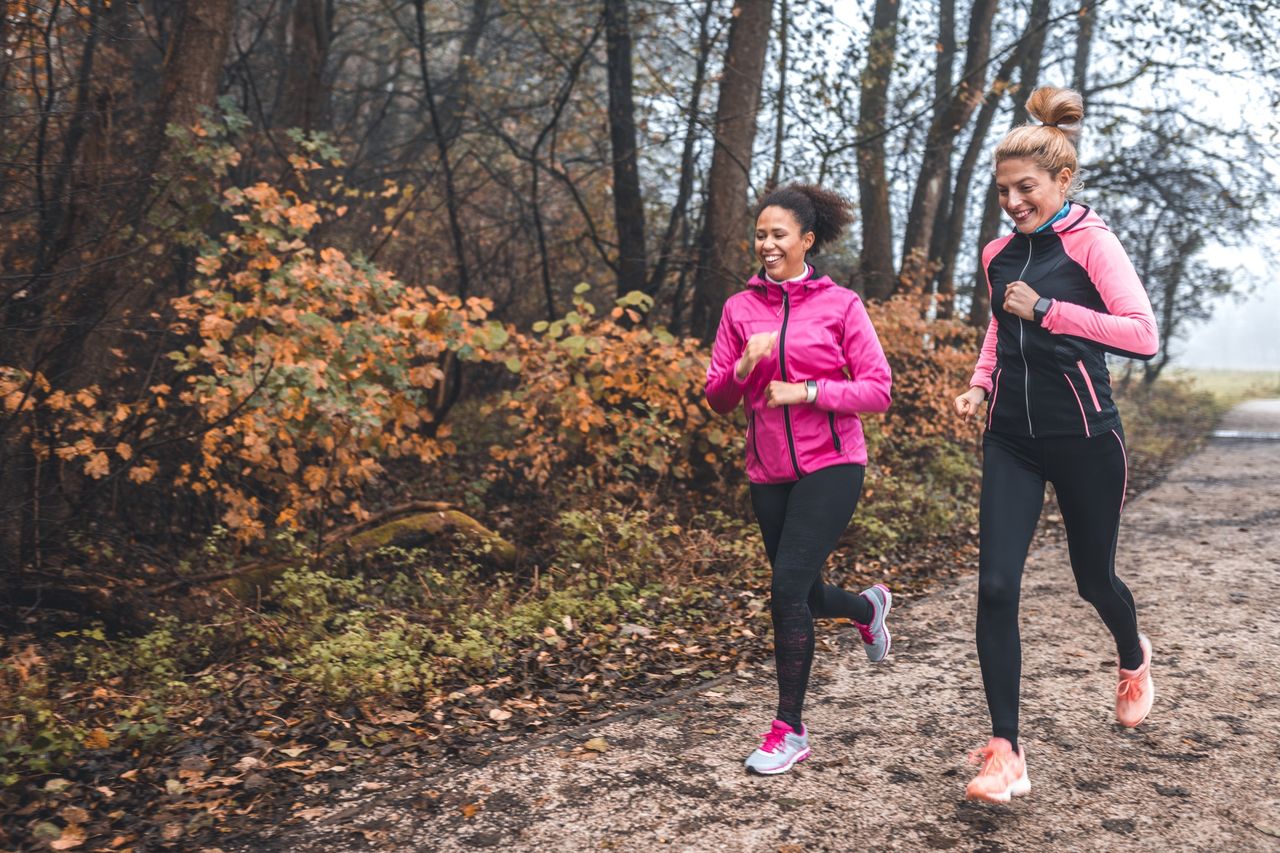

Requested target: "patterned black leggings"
[{"left": 750, "top": 464, "right": 873, "bottom": 731}]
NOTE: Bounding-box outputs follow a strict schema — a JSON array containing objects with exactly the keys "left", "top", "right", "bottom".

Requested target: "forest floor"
[{"left": 205, "top": 403, "right": 1280, "bottom": 852}]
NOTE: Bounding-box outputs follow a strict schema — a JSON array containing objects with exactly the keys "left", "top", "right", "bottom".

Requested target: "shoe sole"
[
  {"left": 965, "top": 767, "right": 1031, "bottom": 803},
  {"left": 746, "top": 747, "right": 810, "bottom": 775},
  {"left": 866, "top": 583, "right": 892, "bottom": 663}
]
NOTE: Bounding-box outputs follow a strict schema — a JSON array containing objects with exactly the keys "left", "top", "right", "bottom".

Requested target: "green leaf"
[
  {"left": 504, "top": 357, "right": 522, "bottom": 374},
  {"left": 573, "top": 282, "right": 591, "bottom": 295}
]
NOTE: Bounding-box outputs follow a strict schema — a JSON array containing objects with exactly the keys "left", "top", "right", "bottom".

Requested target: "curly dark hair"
[{"left": 754, "top": 183, "right": 856, "bottom": 254}]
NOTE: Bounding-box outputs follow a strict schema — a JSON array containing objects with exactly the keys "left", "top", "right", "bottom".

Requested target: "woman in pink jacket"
[{"left": 705, "top": 184, "right": 894, "bottom": 775}]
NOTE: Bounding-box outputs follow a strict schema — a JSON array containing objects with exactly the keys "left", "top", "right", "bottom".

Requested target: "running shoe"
[
  {"left": 744, "top": 719, "right": 810, "bottom": 775},
  {"left": 855, "top": 583, "right": 893, "bottom": 663},
  {"left": 964, "top": 737, "right": 1030, "bottom": 803},
  {"left": 1116, "top": 633, "right": 1154, "bottom": 727}
]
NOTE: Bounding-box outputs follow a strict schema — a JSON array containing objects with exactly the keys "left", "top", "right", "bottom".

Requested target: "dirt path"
[{"left": 230, "top": 401, "right": 1280, "bottom": 852}]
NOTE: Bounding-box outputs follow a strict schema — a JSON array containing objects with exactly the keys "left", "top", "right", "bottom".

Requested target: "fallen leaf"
[
  {"left": 488, "top": 708, "right": 512, "bottom": 722},
  {"left": 50, "top": 824, "right": 86, "bottom": 850},
  {"left": 583, "top": 737, "right": 609, "bottom": 753},
  {"left": 82, "top": 728, "right": 111, "bottom": 749},
  {"left": 58, "top": 806, "right": 90, "bottom": 824},
  {"left": 460, "top": 802, "right": 481, "bottom": 819}
]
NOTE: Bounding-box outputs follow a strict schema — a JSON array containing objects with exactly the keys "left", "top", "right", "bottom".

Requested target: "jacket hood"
[
  {"left": 745, "top": 266, "right": 840, "bottom": 305},
  {"left": 1051, "top": 202, "right": 1110, "bottom": 235}
]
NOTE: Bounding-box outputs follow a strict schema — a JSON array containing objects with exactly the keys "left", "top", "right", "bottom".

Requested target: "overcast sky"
[{"left": 1175, "top": 276, "right": 1280, "bottom": 371}]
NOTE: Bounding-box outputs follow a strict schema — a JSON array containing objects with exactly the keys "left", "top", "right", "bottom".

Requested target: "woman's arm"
[
  {"left": 812, "top": 296, "right": 892, "bottom": 414},
  {"left": 705, "top": 303, "right": 748, "bottom": 414},
  {"left": 1044, "top": 229, "right": 1158, "bottom": 359},
  {"left": 968, "top": 316, "right": 998, "bottom": 394}
]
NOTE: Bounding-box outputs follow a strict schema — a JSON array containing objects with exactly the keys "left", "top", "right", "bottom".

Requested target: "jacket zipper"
[
  {"left": 748, "top": 409, "right": 761, "bottom": 465},
  {"left": 828, "top": 412, "right": 842, "bottom": 453},
  {"left": 1016, "top": 236, "right": 1035, "bottom": 437},
  {"left": 778, "top": 290, "right": 803, "bottom": 478}
]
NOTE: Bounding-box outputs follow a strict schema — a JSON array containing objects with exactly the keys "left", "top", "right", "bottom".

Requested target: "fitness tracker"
[{"left": 1033, "top": 296, "right": 1054, "bottom": 324}]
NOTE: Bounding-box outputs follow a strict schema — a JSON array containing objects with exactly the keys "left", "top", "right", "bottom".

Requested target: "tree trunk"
[
  {"left": 767, "top": 0, "right": 788, "bottom": 191},
  {"left": 275, "top": 0, "right": 332, "bottom": 132},
  {"left": 899, "top": 0, "right": 997, "bottom": 297},
  {"left": 856, "top": 0, "right": 901, "bottom": 302},
  {"left": 648, "top": 0, "right": 715, "bottom": 310},
  {"left": 158, "top": 0, "right": 237, "bottom": 137},
  {"left": 691, "top": 0, "right": 774, "bottom": 343},
  {"left": 604, "top": 0, "right": 648, "bottom": 298},
  {"left": 968, "top": 0, "right": 1052, "bottom": 327},
  {"left": 1073, "top": 0, "right": 1096, "bottom": 100},
  {"left": 938, "top": 0, "right": 1051, "bottom": 318},
  {"left": 413, "top": 0, "right": 472, "bottom": 298}
]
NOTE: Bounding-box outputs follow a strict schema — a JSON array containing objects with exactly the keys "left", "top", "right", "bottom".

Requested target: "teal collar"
[{"left": 1033, "top": 201, "right": 1071, "bottom": 234}]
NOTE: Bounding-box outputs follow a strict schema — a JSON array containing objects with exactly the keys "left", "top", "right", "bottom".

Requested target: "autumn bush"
[{"left": 486, "top": 285, "right": 739, "bottom": 500}]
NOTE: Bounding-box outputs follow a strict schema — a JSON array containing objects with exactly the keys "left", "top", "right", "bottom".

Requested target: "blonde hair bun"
[{"left": 1025, "top": 87, "right": 1084, "bottom": 142}]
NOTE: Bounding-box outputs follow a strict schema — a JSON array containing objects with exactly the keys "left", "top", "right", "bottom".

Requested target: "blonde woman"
[{"left": 953, "top": 87, "right": 1159, "bottom": 802}]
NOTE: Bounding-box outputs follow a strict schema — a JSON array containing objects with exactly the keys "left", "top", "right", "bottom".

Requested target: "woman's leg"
[
  {"left": 750, "top": 464, "right": 865, "bottom": 731},
  {"left": 1048, "top": 429, "right": 1142, "bottom": 670},
  {"left": 976, "top": 433, "right": 1045, "bottom": 752}
]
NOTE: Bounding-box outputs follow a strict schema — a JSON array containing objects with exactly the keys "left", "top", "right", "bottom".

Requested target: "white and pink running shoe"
[
  {"left": 744, "top": 719, "right": 810, "bottom": 775},
  {"left": 856, "top": 583, "right": 893, "bottom": 663}
]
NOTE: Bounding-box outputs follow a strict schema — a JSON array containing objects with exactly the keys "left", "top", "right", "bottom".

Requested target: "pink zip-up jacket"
[
  {"left": 706, "top": 268, "right": 892, "bottom": 483},
  {"left": 970, "top": 203, "right": 1158, "bottom": 438}
]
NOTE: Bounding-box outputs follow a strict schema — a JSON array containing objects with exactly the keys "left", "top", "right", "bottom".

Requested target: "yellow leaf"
[
  {"left": 84, "top": 452, "right": 110, "bottom": 479},
  {"left": 82, "top": 728, "right": 111, "bottom": 749},
  {"left": 115, "top": 443, "right": 133, "bottom": 461}
]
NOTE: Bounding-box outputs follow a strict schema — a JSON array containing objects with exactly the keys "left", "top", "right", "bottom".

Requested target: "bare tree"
[
  {"left": 604, "top": 0, "right": 648, "bottom": 298},
  {"left": 690, "top": 0, "right": 774, "bottom": 343},
  {"left": 856, "top": 0, "right": 901, "bottom": 301}
]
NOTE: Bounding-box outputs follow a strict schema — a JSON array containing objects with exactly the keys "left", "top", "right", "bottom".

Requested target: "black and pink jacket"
[{"left": 969, "top": 203, "right": 1158, "bottom": 438}]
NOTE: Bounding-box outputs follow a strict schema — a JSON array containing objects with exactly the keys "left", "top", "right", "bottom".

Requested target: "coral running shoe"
[
  {"left": 856, "top": 583, "right": 893, "bottom": 663},
  {"left": 1116, "top": 633, "right": 1155, "bottom": 727},
  {"left": 964, "top": 737, "right": 1030, "bottom": 803},
  {"left": 744, "top": 719, "right": 810, "bottom": 775}
]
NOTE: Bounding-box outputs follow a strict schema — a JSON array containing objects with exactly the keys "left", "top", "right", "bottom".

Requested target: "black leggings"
[
  {"left": 978, "top": 429, "right": 1143, "bottom": 749},
  {"left": 751, "top": 464, "right": 873, "bottom": 731}
]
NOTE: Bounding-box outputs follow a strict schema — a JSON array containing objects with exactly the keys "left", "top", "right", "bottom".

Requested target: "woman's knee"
[{"left": 977, "top": 570, "right": 1020, "bottom": 611}]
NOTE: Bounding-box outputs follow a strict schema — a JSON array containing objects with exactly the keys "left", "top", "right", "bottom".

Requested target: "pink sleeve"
[
  {"left": 705, "top": 302, "right": 748, "bottom": 414},
  {"left": 814, "top": 296, "right": 892, "bottom": 414},
  {"left": 968, "top": 317, "right": 998, "bottom": 394},
  {"left": 1044, "top": 230, "right": 1158, "bottom": 357}
]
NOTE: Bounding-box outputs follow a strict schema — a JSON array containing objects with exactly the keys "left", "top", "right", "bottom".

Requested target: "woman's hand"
[
  {"left": 735, "top": 331, "right": 778, "bottom": 381},
  {"left": 954, "top": 386, "right": 986, "bottom": 420},
  {"left": 766, "top": 381, "right": 807, "bottom": 408},
  {"left": 1002, "top": 280, "right": 1040, "bottom": 321}
]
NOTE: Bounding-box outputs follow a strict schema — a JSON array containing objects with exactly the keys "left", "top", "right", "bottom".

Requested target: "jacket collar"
[{"left": 746, "top": 265, "right": 836, "bottom": 307}]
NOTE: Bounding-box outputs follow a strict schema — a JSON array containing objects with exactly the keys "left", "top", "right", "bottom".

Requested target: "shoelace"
[
  {"left": 856, "top": 622, "right": 875, "bottom": 644},
  {"left": 759, "top": 726, "right": 790, "bottom": 754},
  {"left": 1117, "top": 669, "right": 1146, "bottom": 701},
  {"left": 968, "top": 745, "right": 1010, "bottom": 777}
]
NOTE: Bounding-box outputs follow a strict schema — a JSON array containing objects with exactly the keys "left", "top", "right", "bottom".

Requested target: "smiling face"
[
  {"left": 755, "top": 205, "right": 815, "bottom": 280},
  {"left": 995, "top": 157, "right": 1073, "bottom": 234}
]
